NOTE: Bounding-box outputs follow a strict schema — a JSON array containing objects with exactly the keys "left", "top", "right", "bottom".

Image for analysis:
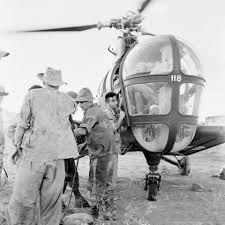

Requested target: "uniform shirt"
[
  {"left": 80, "top": 103, "right": 116, "bottom": 159},
  {"left": 14, "top": 87, "right": 78, "bottom": 162},
  {"left": 105, "top": 106, "right": 121, "bottom": 153}
]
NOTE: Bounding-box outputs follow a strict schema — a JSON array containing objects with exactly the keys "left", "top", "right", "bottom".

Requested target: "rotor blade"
[
  {"left": 18, "top": 24, "right": 97, "bottom": 33},
  {"left": 138, "top": 0, "right": 152, "bottom": 13}
]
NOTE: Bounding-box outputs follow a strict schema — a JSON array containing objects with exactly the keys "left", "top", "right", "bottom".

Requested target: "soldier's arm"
[
  {"left": 77, "top": 109, "right": 98, "bottom": 135},
  {"left": 106, "top": 109, "right": 125, "bottom": 131},
  {"left": 14, "top": 94, "right": 32, "bottom": 148},
  {"left": 115, "top": 110, "right": 126, "bottom": 131}
]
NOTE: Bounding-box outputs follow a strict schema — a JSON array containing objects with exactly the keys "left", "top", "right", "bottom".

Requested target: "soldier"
[
  {"left": 8, "top": 85, "right": 43, "bottom": 164},
  {"left": 0, "top": 50, "right": 10, "bottom": 187},
  {"left": 8, "top": 68, "right": 79, "bottom": 225},
  {"left": 104, "top": 91, "right": 125, "bottom": 210},
  {"left": 0, "top": 85, "right": 9, "bottom": 186},
  {"left": 73, "top": 88, "right": 117, "bottom": 220},
  {"left": 63, "top": 91, "right": 90, "bottom": 208}
]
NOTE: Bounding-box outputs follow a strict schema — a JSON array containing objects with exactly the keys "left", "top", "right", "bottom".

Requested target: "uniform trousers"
[
  {"left": 9, "top": 158, "right": 65, "bottom": 225},
  {"left": 88, "top": 154, "right": 117, "bottom": 208}
]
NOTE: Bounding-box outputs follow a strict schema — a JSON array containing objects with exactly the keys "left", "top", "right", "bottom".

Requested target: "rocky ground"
[{"left": 1, "top": 144, "right": 225, "bottom": 225}]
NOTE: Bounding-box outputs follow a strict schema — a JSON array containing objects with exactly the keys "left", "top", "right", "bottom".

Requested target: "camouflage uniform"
[
  {"left": 79, "top": 103, "right": 117, "bottom": 218},
  {"left": 9, "top": 69, "right": 79, "bottom": 225}
]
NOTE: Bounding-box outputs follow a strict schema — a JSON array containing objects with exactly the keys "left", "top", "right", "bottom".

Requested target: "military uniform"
[
  {"left": 104, "top": 106, "right": 120, "bottom": 207},
  {"left": 9, "top": 68, "right": 78, "bottom": 225},
  {"left": 80, "top": 103, "right": 116, "bottom": 205},
  {"left": 105, "top": 106, "right": 121, "bottom": 153},
  {"left": 0, "top": 85, "right": 9, "bottom": 187}
]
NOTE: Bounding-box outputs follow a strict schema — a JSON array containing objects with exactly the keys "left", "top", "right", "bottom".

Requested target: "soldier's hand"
[
  {"left": 119, "top": 110, "right": 126, "bottom": 120},
  {"left": 78, "top": 141, "right": 88, "bottom": 156}
]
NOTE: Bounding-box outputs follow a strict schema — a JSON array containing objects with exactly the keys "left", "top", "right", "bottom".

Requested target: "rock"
[
  {"left": 63, "top": 213, "right": 93, "bottom": 225},
  {"left": 219, "top": 168, "right": 225, "bottom": 180},
  {"left": 191, "top": 183, "right": 203, "bottom": 192},
  {"left": 207, "top": 188, "right": 214, "bottom": 192}
]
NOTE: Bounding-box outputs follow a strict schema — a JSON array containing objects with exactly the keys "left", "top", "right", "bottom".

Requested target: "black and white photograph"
[{"left": 0, "top": 0, "right": 225, "bottom": 224}]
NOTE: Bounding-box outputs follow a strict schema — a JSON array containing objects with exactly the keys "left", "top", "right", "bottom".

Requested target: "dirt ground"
[{"left": 1, "top": 144, "right": 225, "bottom": 225}]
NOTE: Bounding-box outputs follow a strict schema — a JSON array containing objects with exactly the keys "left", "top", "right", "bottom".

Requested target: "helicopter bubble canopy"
[
  {"left": 122, "top": 35, "right": 174, "bottom": 78},
  {"left": 120, "top": 35, "right": 205, "bottom": 153},
  {"left": 122, "top": 35, "right": 203, "bottom": 78},
  {"left": 177, "top": 39, "right": 203, "bottom": 77}
]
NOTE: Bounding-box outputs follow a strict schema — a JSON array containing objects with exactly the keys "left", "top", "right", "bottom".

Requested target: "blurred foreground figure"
[
  {"left": 8, "top": 68, "right": 78, "bottom": 225},
  {"left": 0, "top": 85, "right": 9, "bottom": 186},
  {"left": 0, "top": 50, "right": 9, "bottom": 186}
]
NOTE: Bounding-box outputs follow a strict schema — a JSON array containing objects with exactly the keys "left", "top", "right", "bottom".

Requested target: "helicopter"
[{"left": 14, "top": 0, "right": 225, "bottom": 201}]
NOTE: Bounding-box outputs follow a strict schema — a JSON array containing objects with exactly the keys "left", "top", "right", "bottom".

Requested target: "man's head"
[
  {"left": 0, "top": 85, "right": 9, "bottom": 105},
  {"left": 105, "top": 91, "right": 118, "bottom": 110},
  {"left": 37, "top": 67, "right": 67, "bottom": 88},
  {"left": 75, "top": 88, "right": 94, "bottom": 112}
]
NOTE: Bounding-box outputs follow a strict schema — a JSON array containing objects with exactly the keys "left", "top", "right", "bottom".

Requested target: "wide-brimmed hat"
[
  {"left": 37, "top": 67, "right": 67, "bottom": 86},
  {"left": 67, "top": 91, "right": 78, "bottom": 99},
  {"left": 0, "top": 85, "right": 9, "bottom": 96},
  {"left": 0, "top": 51, "right": 10, "bottom": 59},
  {"left": 75, "top": 88, "right": 94, "bottom": 102}
]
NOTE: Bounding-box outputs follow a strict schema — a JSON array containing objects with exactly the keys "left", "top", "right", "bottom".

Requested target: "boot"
[
  {"left": 105, "top": 198, "right": 117, "bottom": 212},
  {"left": 74, "top": 195, "right": 90, "bottom": 208},
  {"left": 90, "top": 205, "right": 99, "bottom": 219},
  {"left": 99, "top": 202, "right": 117, "bottom": 221}
]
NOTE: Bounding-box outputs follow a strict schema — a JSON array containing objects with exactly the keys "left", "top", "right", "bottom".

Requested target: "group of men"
[{"left": 1, "top": 67, "right": 125, "bottom": 225}]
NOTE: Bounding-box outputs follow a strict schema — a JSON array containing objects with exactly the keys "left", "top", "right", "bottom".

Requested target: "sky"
[{"left": 0, "top": 0, "right": 224, "bottom": 119}]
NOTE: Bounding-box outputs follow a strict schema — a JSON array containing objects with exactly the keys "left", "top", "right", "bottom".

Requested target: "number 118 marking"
[{"left": 171, "top": 75, "right": 182, "bottom": 82}]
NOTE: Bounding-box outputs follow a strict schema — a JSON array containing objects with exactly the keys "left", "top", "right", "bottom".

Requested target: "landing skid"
[
  {"left": 161, "top": 155, "right": 191, "bottom": 176},
  {"left": 142, "top": 151, "right": 190, "bottom": 201}
]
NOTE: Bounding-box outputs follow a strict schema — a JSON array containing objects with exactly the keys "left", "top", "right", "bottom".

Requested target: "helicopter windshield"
[
  {"left": 132, "top": 124, "right": 169, "bottom": 153},
  {"left": 172, "top": 124, "right": 197, "bottom": 152},
  {"left": 126, "top": 82, "right": 172, "bottom": 115},
  {"left": 178, "top": 40, "right": 203, "bottom": 76},
  {"left": 122, "top": 36, "right": 173, "bottom": 78},
  {"left": 179, "top": 83, "right": 203, "bottom": 116}
]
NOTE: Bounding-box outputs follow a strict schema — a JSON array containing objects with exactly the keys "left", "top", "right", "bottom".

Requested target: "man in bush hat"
[
  {"left": 0, "top": 85, "right": 9, "bottom": 187},
  {"left": 73, "top": 87, "right": 117, "bottom": 220},
  {"left": 9, "top": 67, "right": 79, "bottom": 225}
]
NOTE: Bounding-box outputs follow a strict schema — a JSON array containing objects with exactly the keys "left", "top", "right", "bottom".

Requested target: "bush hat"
[
  {"left": 37, "top": 67, "right": 67, "bottom": 86},
  {"left": 75, "top": 88, "right": 94, "bottom": 102}
]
